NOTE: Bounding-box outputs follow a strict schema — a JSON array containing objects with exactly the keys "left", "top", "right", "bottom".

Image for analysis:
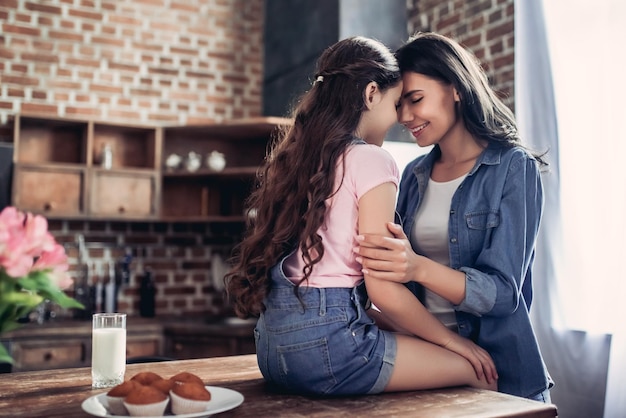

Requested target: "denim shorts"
[
  {"left": 254, "top": 258, "right": 397, "bottom": 396},
  {"left": 528, "top": 388, "right": 552, "bottom": 403}
]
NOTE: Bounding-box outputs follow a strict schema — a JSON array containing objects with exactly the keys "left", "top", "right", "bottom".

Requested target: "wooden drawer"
[
  {"left": 11, "top": 339, "right": 88, "bottom": 372},
  {"left": 12, "top": 166, "right": 84, "bottom": 215},
  {"left": 126, "top": 335, "right": 164, "bottom": 359},
  {"left": 89, "top": 170, "right": 158, "bottom": 217},
  {"left": 164, "top": 320, "right": 256, "bottom": 360}
]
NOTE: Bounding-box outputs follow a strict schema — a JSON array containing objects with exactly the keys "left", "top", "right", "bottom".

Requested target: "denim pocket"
[
  {"left": 465, "top": 209, "right": 500, "bottom": 229},
  {"left": 277, "top": 337, "right": 337, "bottom": 394}
]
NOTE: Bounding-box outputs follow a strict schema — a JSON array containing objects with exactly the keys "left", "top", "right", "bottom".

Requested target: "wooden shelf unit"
[{"left": 10, "top": 114, "right": 291, "bottom": 222}]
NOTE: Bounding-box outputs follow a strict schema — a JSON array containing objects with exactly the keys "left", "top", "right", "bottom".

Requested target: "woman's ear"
[
  {"left": 364, "top": 82, "right": 382, "bottom": 110},
  {"left": 453, "top": 88, "right": 461, "bottom": 102}
]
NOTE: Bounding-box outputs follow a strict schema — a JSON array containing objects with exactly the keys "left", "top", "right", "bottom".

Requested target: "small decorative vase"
[
  {"left": 206, "top": 151, "right": 226, "bottom": 172},
  {"left": 185, "top": 151, "right": 202, "bottom": 172},
  {"left": 164, "top": 153, "right": 182, "bottom": 171}
]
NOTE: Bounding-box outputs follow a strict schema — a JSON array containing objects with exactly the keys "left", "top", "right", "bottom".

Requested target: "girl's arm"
[{"left": 359, "top": 183, "right": 497, "bottom": 382}]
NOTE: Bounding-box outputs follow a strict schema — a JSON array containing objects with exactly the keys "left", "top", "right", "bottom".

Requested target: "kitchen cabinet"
[
  {"left": 11, "top": 115, "right": 162, "bottom": 220},
  {"left": 11, "top": 116, "right": 88, "bottom": 217},
  {"left": 160, "top": 117, "right": 290, "bottom": 221},
  {"left": 0, "top": 319, "right": 164, "bottom": 372},
  {"left": 163, "top": 319, "right": 256, "bottom": 360},
  {"left": 0, "top": 318, "right": 255, "bottom": 372},
  {"left": 10, "top": 114, "right": 291, "bottom": 222}
]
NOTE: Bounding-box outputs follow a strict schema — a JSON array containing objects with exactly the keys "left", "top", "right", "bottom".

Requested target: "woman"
[
  {"left": 225, "top": 35, "right": 497, "bottom": 396},
  {"left": 355, "top": 32, "right": 553, "bottom": 402}
]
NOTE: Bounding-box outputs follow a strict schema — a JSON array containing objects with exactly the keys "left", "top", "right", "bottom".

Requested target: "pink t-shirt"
[{"left": 283, "top": 143, "right": 400, "bottom": 287}]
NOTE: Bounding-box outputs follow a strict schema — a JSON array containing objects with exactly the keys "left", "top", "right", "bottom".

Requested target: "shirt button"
[
  {"left": 450, "top": 209, "right": 455, "bottom": 215},
  {"left": 352, "top": 331, "right": 356, "bottom": 337},
  {"left": 450, "top": 237, "right": 457, "bottom": 243}
]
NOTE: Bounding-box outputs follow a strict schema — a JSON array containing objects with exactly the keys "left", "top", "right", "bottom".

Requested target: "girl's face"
[
  {"left": 397, "top": 71, "right": 462, "bottom": 147},
  {"left": 365, "top": 82, "right": 403, "bottom": 146}
]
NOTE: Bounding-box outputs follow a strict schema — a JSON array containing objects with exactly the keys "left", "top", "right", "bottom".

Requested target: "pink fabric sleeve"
[{"left": 344, "top": 144, "right": 400, "bottom": 199}]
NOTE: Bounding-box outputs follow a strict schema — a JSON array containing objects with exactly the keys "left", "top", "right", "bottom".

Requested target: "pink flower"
[
  {"left": 33, "top": 243, "right": 72, "bottom": 290},
  {"left": 0, "top": 207, "right": 65, "bottom": 280},
  {"left": 23, "top": 212, "right": 56, "bottom": 256}
]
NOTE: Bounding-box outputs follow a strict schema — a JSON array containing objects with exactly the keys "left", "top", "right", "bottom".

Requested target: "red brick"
[
  {"left": 20, "top": 102, "right": 58, "bottom": 114},
  {"left": 2, "top": 23, "right": 40, "bottom": 36},
  {"left": 48, "top": 30, "right": 83, "bottom": 42},
  {"left": 68, "top": 8, "right": 102, "bottom": 20},
  {"left": 91, "top": 35, "right": 124, "bottom": 47},
  {"left": 25, "top": 1, "right": 62, "bottom": 14},
  {"left": 2, "top": 75, "right": 39, "bottom": 86},
  {"left": 0, "top": 0, "right": 19, "bottom": 8},
  {"left": 65, "top": 106, "right": 100, "bottom": 117},
  {"left": 0, "top": 47, "right": 14, "bottom": 59},
  {"left": 7, "top": 88, "right": 24, "bottom": 98}
]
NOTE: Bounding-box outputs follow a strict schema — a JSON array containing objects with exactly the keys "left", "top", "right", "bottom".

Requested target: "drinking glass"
[{"left": 91, "top": 313, "right": 126, "bottom": 388}]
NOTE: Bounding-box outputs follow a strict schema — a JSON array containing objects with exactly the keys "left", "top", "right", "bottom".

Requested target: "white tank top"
[{"left": 412, "top": 174, "right": 466, "bottom": 329}]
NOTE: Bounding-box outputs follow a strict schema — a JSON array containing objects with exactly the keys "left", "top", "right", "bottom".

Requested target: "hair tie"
[{"left": 315, "top": 75, "right": 324, "bottom": 83}]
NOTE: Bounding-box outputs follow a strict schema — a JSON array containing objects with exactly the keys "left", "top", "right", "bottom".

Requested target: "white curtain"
[{"left": 516, "top": 1, "right": 626, "bottom": 417}]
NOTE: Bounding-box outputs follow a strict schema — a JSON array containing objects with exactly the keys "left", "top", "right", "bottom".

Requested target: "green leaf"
[{"left": 0, "top": 344, "right": 13, "bottom": 365}]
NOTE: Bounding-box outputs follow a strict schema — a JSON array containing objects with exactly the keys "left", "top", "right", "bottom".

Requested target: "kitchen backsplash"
[{"left": 46, "top": 219, "right": 243, "bottom": 320}]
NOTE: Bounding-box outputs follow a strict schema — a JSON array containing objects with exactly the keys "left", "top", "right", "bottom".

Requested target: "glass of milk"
[{"left": 91, "top": 313, "right": 127, "bottom": 388}]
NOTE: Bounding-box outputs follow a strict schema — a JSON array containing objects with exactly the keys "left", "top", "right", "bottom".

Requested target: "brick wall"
[
  {"left": 406, "top": 0, "right": 515, "bottom": 110},
  {"left": 0, "top": 0, "right": 263, "bottom": 320},
  {"left": 0, "top": 0, "right": 263, "bottom": 125}
]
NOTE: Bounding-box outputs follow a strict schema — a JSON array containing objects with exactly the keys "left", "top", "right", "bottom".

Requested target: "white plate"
[{"left": 81, "top": 386, "right": 244, "bottom": 418}]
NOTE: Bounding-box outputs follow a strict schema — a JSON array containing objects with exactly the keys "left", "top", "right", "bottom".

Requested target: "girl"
[
  {"left": 225, "top": 36, "right": 497, "bottom": 396},
  {"left": 355, "top": 32, "right": 553, "bottom": 402}
]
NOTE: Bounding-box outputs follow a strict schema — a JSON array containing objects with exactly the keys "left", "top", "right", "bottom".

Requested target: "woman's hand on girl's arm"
[
  {"left": 357, "top": 222, "right": 467, "bottom": 305},
  {"left": 355, "top": 222, "right": 419, "bottom": 283}
]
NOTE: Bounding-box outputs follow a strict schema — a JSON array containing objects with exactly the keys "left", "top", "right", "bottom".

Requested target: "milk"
[{"left": 91, "top": 327, "right": 126, "bottom": 388}]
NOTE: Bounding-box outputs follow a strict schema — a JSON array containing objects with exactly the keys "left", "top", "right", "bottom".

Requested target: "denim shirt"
[{"left": 397, "top": 144, "right": 553, "bottom": 398}]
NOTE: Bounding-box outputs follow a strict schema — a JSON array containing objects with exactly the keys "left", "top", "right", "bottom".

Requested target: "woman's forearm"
[{"left": 414, "top": 256, "right": 466, "bottom": 305}]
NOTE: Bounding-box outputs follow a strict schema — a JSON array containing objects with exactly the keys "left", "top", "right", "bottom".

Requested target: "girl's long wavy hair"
[
  {"left": 396, "top": 32, "right": 547, "bottom": 165},
  {"left": 225, "top": 36, "right": 400, "bottom": 318}
]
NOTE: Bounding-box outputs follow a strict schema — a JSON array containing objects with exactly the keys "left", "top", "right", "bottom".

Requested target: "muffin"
[
  {"left": 106, "top": 380, "right": 139, "bottom": 415},
  {"left": 170, "top": 382, "right": 212, "bottom": 415},
  {"left": 150, "top": 377, "right": 174, "bottom": 395},
  {"left": 123, "top": 385, "right": 169, "bottom": 417},
  {"left": 130, "top": 371, "right": 163, "bottom": 386},
  {"left": 169, "top": 371, "right": 204, "bottom": 387}
]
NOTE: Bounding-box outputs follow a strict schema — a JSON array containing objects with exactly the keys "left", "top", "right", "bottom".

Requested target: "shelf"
[
  {"left": 92, "top": 122, "right": 161, "bottom": 170},
  {"left": 162, "top": 166, "right": 259, "bottom": 178},
  {"left": 160, "top": 117, "right": 290, "bottom": 220},
  {"left": 10, "top": 114, "right": 291, "bottom": 222},
  {"left": 14, "top": 115, "right": 88, "bottom": 165}
]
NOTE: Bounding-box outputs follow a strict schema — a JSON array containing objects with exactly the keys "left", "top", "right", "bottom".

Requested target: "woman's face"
[{"left": 397, "top": 71, "right": 461, "bottom": 147}]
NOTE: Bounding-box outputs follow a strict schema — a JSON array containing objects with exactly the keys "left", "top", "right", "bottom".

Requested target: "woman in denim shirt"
[{"left": 355, "top": 33, "right": 554, "bottom": 401}]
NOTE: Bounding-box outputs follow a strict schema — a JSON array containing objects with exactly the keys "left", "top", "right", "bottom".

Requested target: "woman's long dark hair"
[
  {"left": 396, "top": 32, "right": 547, "bottom": 165},
  {"left": 225, "top": 37, "right": 401, "bottom": 318}
]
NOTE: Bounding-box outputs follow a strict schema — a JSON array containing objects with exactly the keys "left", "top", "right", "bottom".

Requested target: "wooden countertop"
[{"left": 0, "top": 354, "right": 557, "bottom": 418}]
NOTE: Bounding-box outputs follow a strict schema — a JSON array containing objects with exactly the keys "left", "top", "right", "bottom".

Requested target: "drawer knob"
[
  {"left": 118, "top": 206, "right": 126, "bottom": 213},
  {"left": 43, "top": 202, "right": 54, "bottom": 211},
  {"left": 43, "top": 352, "right": 53, "bottom": 362}
]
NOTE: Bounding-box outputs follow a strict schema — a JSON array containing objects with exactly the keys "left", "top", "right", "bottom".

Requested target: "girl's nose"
[{"left": 397, "top": 102, "right": 411, "bottom": 125}]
